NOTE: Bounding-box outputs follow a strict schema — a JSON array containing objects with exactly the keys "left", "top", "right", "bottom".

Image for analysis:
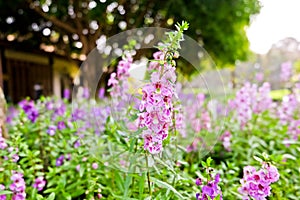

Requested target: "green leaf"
[
  {"left": 0, "top": 190, "right": 13, "bottom": 195},
  {"left": 47, "top": 192, "right": 55, "bottom": 200},
  {"left": 31, "top": 188, "right": 37, "bottom": 199},
  {"left": 63, "top": 192, "right": 72, "bottom": 200},
  {"left": 79, "top": 166, "right": 85, "bottom": 177},
  {"left": 201, "top": 161, "right": 207, "bottom": 168},
  {"left": 123, "top": 174, "right": 133, "bottom": 198},
  {"left": 206, "top": 157, "right": 213, "bottom": 167},
  {"left": 151, "top": 177, "right": 184, "bottom": 199},
  {"left": 115, "top": 172, "right": 125, "bottom": 193},
  {"left": 253, "top": 155, "right": 263, "bottom": 163},
  {"left": 44, "top": 188, "right": 57, "bottom": 194},
  {"left": 282, "top": 154, "right": 297, "bottom": 160},
  {"left": 139, "top": 173, "right": 146, "bottom": 199}
]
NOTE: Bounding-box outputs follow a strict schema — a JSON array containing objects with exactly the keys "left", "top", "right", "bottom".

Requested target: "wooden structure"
[{"left": 0, "top": 41, "right": 79, "bottom": 103}]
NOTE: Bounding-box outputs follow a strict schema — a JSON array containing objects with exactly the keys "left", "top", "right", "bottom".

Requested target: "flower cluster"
[
  {"left": 33, "top": 177, "right": 46, "bottom": 191},
  {"left": 220, "top": 130, "right": 232, "bottom": 151},
  {"left": 238, "top": 163, "right": 279, "bottom": 200},
  {"left": 280, "top": 62, "right": 292, "bottom": 82},
  {"left": 287, "top": 119, "right": 300, "bottom": 140},
  {"left": 137, "top": 51, "right": 178, "bottom": 154},
  {"left": 10, "top": 171, "right": 26, "bottom": 200},
  {"left": 230, "top": 82, "right": 272, "bottom": 128},
  {"left": 278, "top": 94, "right": 298, "bottom": 125},
  {"left": 174, "top": 104, "right": 186, "bottom": 137},
  {"left": 53, "top": 101, "right": 66, "bottom": 118},
  {"left": 0, "top": 128, "right": 19, "bottom": 163},
  {"left": 195, "top": 173, "right": 222, "bottom": 200},
  {"left": 108, "top": 55, "right": 133, "bottom": 98},
  {"left": 190, "top": 95, "right": 211, "bottom": 132},
  {"left": 19, "top": 100, "right": 39, "bottom": 123}
]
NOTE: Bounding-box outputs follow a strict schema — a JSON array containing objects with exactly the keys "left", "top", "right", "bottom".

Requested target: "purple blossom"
[
  {"left": 186, "top": 138, "right": 202, "bottom": 153},
  {"left": 63, "top": 88, "right": 71, "bottom": 100},
  {"left": 57, "top": 121, "right": 66, "bottom": 130},
  {"left": 196, "top": 173, "right": 222, "bottom": 200},
  {"left": 220, "top": 131, "right": 232, "bottom": 151},
  {"left": 33, "top": 177, "right": 46, "bottom": 191},
  {"left": 280, "top": 62, "right": 292, "bottom": 82},
  {"left": 6, "top": 107, "right": 19, "bottom": 125},
  {"left": 107, "top": 55, "right": 132, "bottom": 98},
  {"left": 72, "top": 109, "right": 85, "bottom": 121},
  {"left": 148, "top": 51, "right": 164, "bottom": 70},
  {"left": 82, "top": 157, "right": 87, "bottom": 162},
  {"left": 11, "top": 154, "right": 19, "bottom": 162},
  {"left": 47, "top": 125, "right": 57, "bottom": 136},
  {"left": 230, "top": 82, "right": 272, "bottom": 129},
  {"left": 238, "top": 163, "right": 279, "bottom": 199},
  {"left": 74, "top": 140, "right": 81, "bottom": 148},
  {"left": 92, "top": 163, "right": 98, "bottom": 169},
  {"left": 185, "top": 93, "right": 211, "bottom": 135},
  {"left": 45, "top": 101, "right": 54, "bottom": 110},
  {"left": 98, "top": 87, "right": 105, "bottom": 99},
  {"left": 174, "top": 105, "right": 186, "bottom": 137},
  {"left": 108, "top": 72, "right": 118, "bottom": 87},
  {"left": 195, "top": 178, "right": 202, "bottom": 186},
  {"left": 8, "top": 147, "right": 14, "bottom": 152},
  {"left": 255, "top": 72, "right": 264, "bottom": 82},
  {"left": 54, "top": 102, "right": 66, "bottom": 117},
  {"left": 287, "top": 119, "right": 300, "bottom": 140},
  {"left": 12, "top": 194, "right": 26, "bottom": 200},
  {"left": 278, "top": 94, "right": 298, "bottom": 125},
  {"left": 0, "top": 184, "right": 7, "bottom": 200},
  {"left": 137, "top": 51, "right": 179, "bottom": 154},
  {"left": 83, "top": 88, "right": 90, "bottom": 99},
  {"left": 117, "top": 57, "right": 132, "bottom": 78},
  {"left": 10, "top": 171, "right": 26, "bottom": 200},
  {"left": 56, "top": 155, "right": 65, "bottom": 166},
  {"left": 19, "top": 100, "right": 39, "bottom": 123},
  {"left": 262, "top": 163, "right": 280, "bottom": 183}
]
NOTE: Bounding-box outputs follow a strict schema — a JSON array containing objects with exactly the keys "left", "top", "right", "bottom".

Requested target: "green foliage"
[
  {"left": 0, "top": 0, "right": 260, "bottom": 76},
  {"left": 1, "top": 90, "right": 300, "bottom": 199}
]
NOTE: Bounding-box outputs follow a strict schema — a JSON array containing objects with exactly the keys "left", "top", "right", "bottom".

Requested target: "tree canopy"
[{"left": 0, "top": 0, "right": 261, "bottom": 74}]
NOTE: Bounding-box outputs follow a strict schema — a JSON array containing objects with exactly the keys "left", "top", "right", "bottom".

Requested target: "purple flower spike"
[
  {"left": 63, "top": 88, "right": 71, "bottom": 100},
  {"left": 98, "top": 87, "right": 105, "bottom": 99}
]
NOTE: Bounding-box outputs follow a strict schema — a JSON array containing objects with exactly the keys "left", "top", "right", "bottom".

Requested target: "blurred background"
[{"left": 0, "top": 0, "right": 299, "bottom": 103}]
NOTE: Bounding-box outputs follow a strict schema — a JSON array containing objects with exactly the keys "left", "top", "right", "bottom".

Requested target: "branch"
[
  {"left": 72, "top": 0, "right": 90, "bottom": 55},
  {"left": 92, "top": 25, "right": 102, "bottom": 42},
  {"left": 27, "top": 0, "right": 77, "bottom": 34}
]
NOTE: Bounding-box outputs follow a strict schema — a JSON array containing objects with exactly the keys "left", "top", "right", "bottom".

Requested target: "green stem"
[
  {"left": 147, "top": 171, "right": 152, "bottom": 196},
  {"left": 145, "top": 153, "right": 152, "bottom": 196},
  {"left": 131, "top": 139, "right": 139, "bottom": 190}
]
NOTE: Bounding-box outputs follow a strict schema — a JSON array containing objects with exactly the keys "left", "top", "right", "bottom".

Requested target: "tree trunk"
[{"left": 0, "top": 87, "right": 8, "bottom": 139}]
